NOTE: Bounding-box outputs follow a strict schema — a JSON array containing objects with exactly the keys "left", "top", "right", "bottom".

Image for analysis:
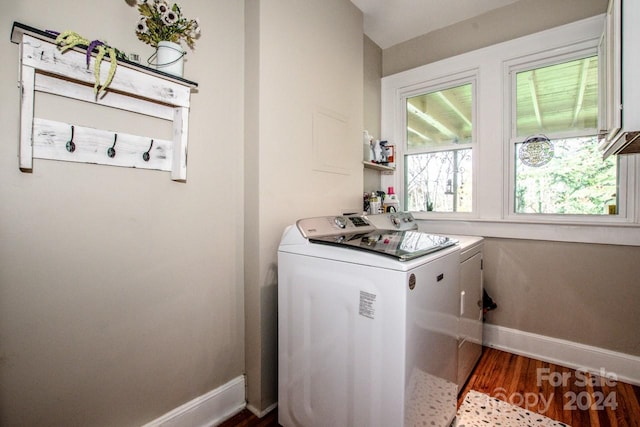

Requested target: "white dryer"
[{"left": 278, "top": 212, "right": 460, "bottom": 427}]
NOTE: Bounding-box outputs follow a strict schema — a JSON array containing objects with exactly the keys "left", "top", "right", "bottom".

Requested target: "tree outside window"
[
  {"left": 512, "top": 56, "right": 618, "bottom": 215},
  {"left": 405, "top": 82, "right": 474, "bottom": 212}
]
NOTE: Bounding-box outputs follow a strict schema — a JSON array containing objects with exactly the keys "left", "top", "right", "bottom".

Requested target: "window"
[
  {"left": 405, "top": 82, "right": 474, "bottom": 212},
  {"left": 510, "top": 55, "right": 618, "bottom": 216},
  {"left": 382, "top": 17, "right": 638, "bottom": 244}
]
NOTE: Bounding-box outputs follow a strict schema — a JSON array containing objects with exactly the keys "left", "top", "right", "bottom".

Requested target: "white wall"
[
  {"left": 244, "top": 0, "right": 363, "bottom": 413},
  {"left": 0, "top": 1, "right": 245, "bottom": 425}
]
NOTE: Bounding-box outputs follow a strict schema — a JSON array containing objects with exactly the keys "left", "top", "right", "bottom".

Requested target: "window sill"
[{"left": 412, "top": 214, "right": 640, "bottom": 246}]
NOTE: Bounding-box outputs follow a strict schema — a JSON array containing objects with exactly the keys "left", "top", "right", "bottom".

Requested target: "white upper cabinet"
[{"left": 599, "top": 0, "right": 640, "bottom": 158}]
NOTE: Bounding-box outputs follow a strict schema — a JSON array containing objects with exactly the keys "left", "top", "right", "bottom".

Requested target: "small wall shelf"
[
  {"left": 363, "top": 161, "right": 395, "bottom": 172},
  {"left": 10, "top": 22, "right": 198, "bottom": 182}
]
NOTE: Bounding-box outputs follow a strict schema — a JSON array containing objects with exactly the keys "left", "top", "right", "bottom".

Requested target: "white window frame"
[
  {"left": 401, "top": 71, "right": 478, "bottom": 217},
  {"left": 381, "top": 15, "right": 640, "bottom": 245},
  {"left": 503, "top": 45, "right": 635, "bottom": 224}
]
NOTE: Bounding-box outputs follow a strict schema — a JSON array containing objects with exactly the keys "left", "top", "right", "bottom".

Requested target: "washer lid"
[{"left": 309, "top": 229, "right": 457, "bottom": 261}]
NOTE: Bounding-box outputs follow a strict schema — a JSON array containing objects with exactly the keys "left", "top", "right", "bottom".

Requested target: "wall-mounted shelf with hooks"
[{"left": 10, "top": 22, "right": 198, "bottom": 182}]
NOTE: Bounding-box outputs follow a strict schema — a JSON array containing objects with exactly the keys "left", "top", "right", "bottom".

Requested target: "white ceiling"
[{"left": 351, "top": 0, "right": 522, "bottom": 49}]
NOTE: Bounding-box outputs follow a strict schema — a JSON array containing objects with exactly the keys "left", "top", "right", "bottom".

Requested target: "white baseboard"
[
  {"left": 142, "top": 375, "right": 246, "bottom": 427},
  {"left": 246, "top": 401, "right": 278, "bottom": 418},
  {"left": 484, "top": 324, "right": 640, "bottom": 386}
]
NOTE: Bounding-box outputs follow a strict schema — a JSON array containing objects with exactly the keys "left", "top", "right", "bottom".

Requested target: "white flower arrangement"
[{"left": 135, "top": 0, "right": 200, "bottom": 49}]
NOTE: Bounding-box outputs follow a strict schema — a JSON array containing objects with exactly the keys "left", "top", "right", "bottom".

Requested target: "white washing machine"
[
  {"left": 365, "top": 215, "right": 485, "bottom": 390},
  {"left": 277, "top": 212, "right": 460, "bottom": 427}
]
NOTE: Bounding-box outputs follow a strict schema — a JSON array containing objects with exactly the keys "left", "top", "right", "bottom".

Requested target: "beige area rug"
[{"left": 454, "top": 390, "right": 571, "bottom": 427}]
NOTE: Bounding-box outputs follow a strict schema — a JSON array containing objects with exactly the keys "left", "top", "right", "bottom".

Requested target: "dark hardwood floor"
[
  {"left": 219, "top": 347, "right": 640, "bottom": 426},
  {"left": 218, "top": 408, "right": 278, "bottom": 427},
  {"left": 459, "top": 348, "right": 640, "bottom": 427}
]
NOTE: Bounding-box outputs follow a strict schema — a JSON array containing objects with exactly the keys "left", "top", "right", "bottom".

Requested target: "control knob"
[{"left": 334, "top": 216, "right": 348, "bottom": 229}]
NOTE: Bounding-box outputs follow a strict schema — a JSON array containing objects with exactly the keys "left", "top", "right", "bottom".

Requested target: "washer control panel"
[
  {"left": 296, "top": 212, "right": 418, "bottom": 238},
  {"left": 297, "top": 215, "right": 375, "bottom": 238},
  {"left": 365, "top": 212, "right": 418, "bottom": 231}
]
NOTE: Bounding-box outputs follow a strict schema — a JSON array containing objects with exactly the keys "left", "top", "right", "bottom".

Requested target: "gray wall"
[
  {"left": 483, "top": 238, "right": 640, "bottom": 356},
  {"left": 363, "top": 35, "right": 383, "bottom": 193},
  {"left": 1, "top": 0, "right": 363, "bottom": 423},
  {"left": 244, "top": 0, "right": 363, "bottom": 413},
  {"left": 0, "top": 1, "right": 245, "bottom": 425},
  {"left": 373, "top": 0, "right": 640, "bottom": 358},
  {"left": 364, "top": 35, "right": 382, "bottom": 137},
  {"left": 383, "top": 0, "right": 608, "bottom": 76}
]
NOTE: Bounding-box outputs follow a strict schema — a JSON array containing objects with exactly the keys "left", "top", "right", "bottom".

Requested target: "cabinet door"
[
  {"left": 600, "top": 0, "right": 621, "bottom": 141},
  {"left": 458, "top": 251, "right": 483, "bottom": 387}
]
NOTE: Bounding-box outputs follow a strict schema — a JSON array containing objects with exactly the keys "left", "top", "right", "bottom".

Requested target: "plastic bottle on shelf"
[
  {"left": 363, "top": 130, "right": 373, "bottom": 162},
  {"left": 369, "top": 192, "right": 381, "bottom": 214},
  {"left": 383, "top": 187, "right": 399, "bottom": 212}
]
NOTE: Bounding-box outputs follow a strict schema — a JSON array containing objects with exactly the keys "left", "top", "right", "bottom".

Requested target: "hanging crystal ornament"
[
  {"left": 518, "top": 134, "right": 554, "bottom": 167},
  {"left": 445, "top": 179, "right": 454, "bottom": 195}
]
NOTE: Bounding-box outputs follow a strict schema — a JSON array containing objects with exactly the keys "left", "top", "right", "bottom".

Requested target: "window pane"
[
  {"left": 516, "top": 56, "right": 598, "bottom": 136},
  {"left": 406, "top": 84, "right": 473, "bottom": 150},
  {"left": 406, "top": 149, "right": 472, "bottom": 212},
  {"left": 515, "top": 136, "right": 617, "bottom": 215}
]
